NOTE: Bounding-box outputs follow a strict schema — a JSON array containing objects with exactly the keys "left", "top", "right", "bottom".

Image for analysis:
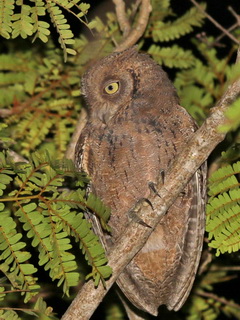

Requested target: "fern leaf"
[
  {"left": 54, "top": 192, "right": 112, "bottom": 285},
  {"left": 208, "top": 161, "right": 240, "bottom": 197},
  {"left": 0, "top": 0, "right": 14, "bottom": 39},
  {"left": 31, "top": 0, "right": 50, "bottom": 43},
  {"left": 34, "top": 296, "right": 54, "bottom": 317},
  {"left": 148, "top": 44, "right": 195, "bottom": 68},
  {"left": 45, "top": 0, "right": 75, "bottom": 61},
  {"left": 0, "top": 310, "right": 21, "bottom": 320},
  {"left": 151, "top": 3, "right": 206, "bottom": 42},
  {"left": 0, "top": 213, "right": 39, "bottom": 302},
  {"left": 0, "top": 151, "right": 111, "bottom": 298},
  {"left": 206, "top": 161, "right": 240, "bottom": 256},
  {"left": 12, "top": 4, "right": 34, "bottom": 39}
]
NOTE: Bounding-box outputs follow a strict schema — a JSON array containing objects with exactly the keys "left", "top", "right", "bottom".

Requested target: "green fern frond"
[
  {"left": 185, "top": 266, "right": 240, "bottom": 320},
  {"left": 147, "top": 0, "right": 173, "bottom": 34},
  {"left": 206, "top": 161, "right": 240, "bottom": 256},
  {"left": 12, "top": 3, "right": 34, "bottom": 39},
  {"left": 174, "top": 40, "right": 232, "bottom": 123},
  {"left": 0, "top": 0, "right": 14, "bottom": 39},
  {"left": 0, "top": 48, "right": 82, "bottom": 158},
  {"left": 34, "top": 297, "right": 54, "bottom": 318},
  {"left": 208, "top": 161, "right": 240, "bottom": 198},
  {"left": 0, "top": 212, "right": 40, "bottom": 302},
  {"left": 31, "top": 0, "right": 50, "bottom": 43},
  {"left": 0, "top": 309, "right": 21, "bottom": 320},
  {"left": 151, "top": 4, "right": 206, "bottom": 42},
  {"left": 148, "top": 44, "right": 195, "bottom": 68},
  {"left": 0, "top": 0, "right": 98, "bottom": 61},
  {"left": 45, "top": 0, "right": 75, "bottom": 62},
  {"left": 0, "top": 151, "right": 111, "bottom": 300}
]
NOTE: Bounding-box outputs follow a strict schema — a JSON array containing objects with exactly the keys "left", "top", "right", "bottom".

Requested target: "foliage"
[
  {"left": 206, "top": 161, "right": 240, "bottom": 256},
  {"left": 0, "top": 0, "right": 98, "bottom": 61},
  {"left": 146, "top": 1, "right": 206, "bottom": 69},
  {"left": 0, "top": 151, "right": 111, "bottom": 318},
  {"left": 0, "top": 0, "right": 240, "bottom": 319},
  {"left": 184, "top": 266, "right": 240, "bottom": 320},
  {"left": 0, "top": 46, "right": 82, "bottom": 158},
  {"left": 174, "top": 37, "right": 231, "bottom": 124}
]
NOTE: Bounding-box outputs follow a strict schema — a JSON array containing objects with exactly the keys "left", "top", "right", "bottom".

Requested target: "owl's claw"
[
  {"left": 159, "top": 169, "right": 165, "bottom": 185},
  {"left": 128, "top": 198, "right": 153, "bottom": 228},
  {"left": 148, "top": 182, "right": 160, "bottom": 197},
  {"left": 148, "top": 169, "right": 165, "bottom": 198}
]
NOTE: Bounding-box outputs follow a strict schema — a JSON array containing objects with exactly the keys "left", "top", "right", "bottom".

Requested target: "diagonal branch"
[{"left": 61, "top": 49, "right": 240, "bottom": 320}]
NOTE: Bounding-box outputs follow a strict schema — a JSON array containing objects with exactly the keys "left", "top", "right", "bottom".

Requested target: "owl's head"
[{"left": 81, "top": 47, "right": 178, "bottom": 123}]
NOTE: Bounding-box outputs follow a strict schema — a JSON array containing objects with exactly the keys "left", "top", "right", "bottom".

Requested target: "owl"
[{"left": 75, "top": 47, "right": 207, "bottom": 316}]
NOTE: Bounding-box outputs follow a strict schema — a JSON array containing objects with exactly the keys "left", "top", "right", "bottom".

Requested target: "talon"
[
  {"left": 148, "top": 182, "right": 161, "bottom": 198},
  {"left": 180, "top": 191, "right": 186, "bottom": 197},
  {"left": 160, "top": 169, "right": 165, "bottom": 184},
  {"left": 128, "top": 198, "right": 153, "bottom": 228}
]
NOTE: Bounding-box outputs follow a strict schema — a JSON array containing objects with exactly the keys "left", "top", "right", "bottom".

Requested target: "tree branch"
[
  {"left": 61, "top": 48, "right": 240, "bottom": 320},
  {"left": 114, "top": 0, "right": 152, "bottom": 52},
  {"left": 196, "top": 290, "right": 240, "bottom": 310},
  {"left": 112, "top": 0, "right": 131, "bottom": 36},
  {"left": 190, "top": 0, "right": 240, "bottom": 45}
]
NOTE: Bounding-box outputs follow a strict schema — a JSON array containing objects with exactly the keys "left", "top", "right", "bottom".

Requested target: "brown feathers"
[{"left": 75, "top": 47, "right": 207, "bottom": 316}]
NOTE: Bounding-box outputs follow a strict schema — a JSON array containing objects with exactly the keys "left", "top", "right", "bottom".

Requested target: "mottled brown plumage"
[{"left": 75, "top": 47, "right": 206, "bottom": 316}]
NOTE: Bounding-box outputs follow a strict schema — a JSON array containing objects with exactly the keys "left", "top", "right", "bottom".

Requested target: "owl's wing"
[
  {"left": 168, "top": 164, "right": 207, "bottom": 310},
  {"left": 75, "top": 124, "right": 111, "bottom": 250},
  {"left": 116, "top": 163, "right": 207, "bottom": 316}
]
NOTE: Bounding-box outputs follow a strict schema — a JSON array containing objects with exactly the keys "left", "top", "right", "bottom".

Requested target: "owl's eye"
[{"left": 104, "top": 81, "right": 119, "bottom": 95}]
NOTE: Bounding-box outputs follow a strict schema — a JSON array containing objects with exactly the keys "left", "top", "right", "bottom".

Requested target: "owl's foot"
[
  {"left": 128, "top": 198, "right": 153, "bottom": 228},
  {"left": 148, "top": 169, "right": 165, "bottom": 198}
]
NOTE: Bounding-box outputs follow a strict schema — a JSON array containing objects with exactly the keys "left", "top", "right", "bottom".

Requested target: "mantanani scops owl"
[{"left": 75, "top": 47, "right": 206, "bottom": 316}]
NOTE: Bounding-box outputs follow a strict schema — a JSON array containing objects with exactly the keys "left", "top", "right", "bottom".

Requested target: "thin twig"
[
  {"left": 210, "top": 265, "right": 240, "bottom": 272},
  {"left": 61, "top": 48, "right": 240, "bottom": 320},
  {"left": 114, "top": 0, "right": 152, "bottom": 52},
  {"left": 228, "top": 6, "right": 240, "bottom": 25},
  {"left": 214, "top": 23, "right": 239, "bottom": 45},
  {"left": 196, "top": 290, "right": 240, "bottom": 310},
  {"left": 190, "top": 0, "right": 240, "bottom": 45},
  {"left": 112, "top": 0, "right": 131, "bottom": 36},
  {"left": 130, "top": 0, "right": 142, "bottom": 20}
]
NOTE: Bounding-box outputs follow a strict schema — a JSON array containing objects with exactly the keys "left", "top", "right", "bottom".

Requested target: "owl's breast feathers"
[{"left": 76, "top": 101, "right": 206, "bottom": 315}]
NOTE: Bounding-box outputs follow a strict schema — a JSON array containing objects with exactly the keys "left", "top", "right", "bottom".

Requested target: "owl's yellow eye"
[{"left": 104, "top": 82, "right": 119, "bottom": 95}]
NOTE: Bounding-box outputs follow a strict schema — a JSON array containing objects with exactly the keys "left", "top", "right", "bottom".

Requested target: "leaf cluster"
[
  {"left": 184, "top": 266, "right": 240, "bottom": 320},
  {"left": 145, "top": 1, "right": 206, "bottom": 69},
  {"left": 206, "top": 161, "right": 240, "bottom": 256},
  {"left": 0, "top": 0, "right": 97, "bottom": 61},
  {"left": 0, "top": 44, "right": 82, "bottom": 158},
  {"left": 0, "top": 151, "right": 111, "bottom": 319}
]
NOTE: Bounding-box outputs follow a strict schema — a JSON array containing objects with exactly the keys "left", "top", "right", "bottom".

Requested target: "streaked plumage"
[{"left": 75, "top": 47, "right": 206, "bottom": 316}]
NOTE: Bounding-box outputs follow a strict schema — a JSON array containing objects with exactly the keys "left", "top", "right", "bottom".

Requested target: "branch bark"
[
  {"left": 112, "top": 0, "right": 131, "bottom": 36},
  {"left": 61, "top": 49, "right": 240, "bottom": 320},
  {"left": 190, "top": 0, "right": 240, "bottom": 45},
  {"left": 114, "top": 0, "right": 152, "bottom": 52}
]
